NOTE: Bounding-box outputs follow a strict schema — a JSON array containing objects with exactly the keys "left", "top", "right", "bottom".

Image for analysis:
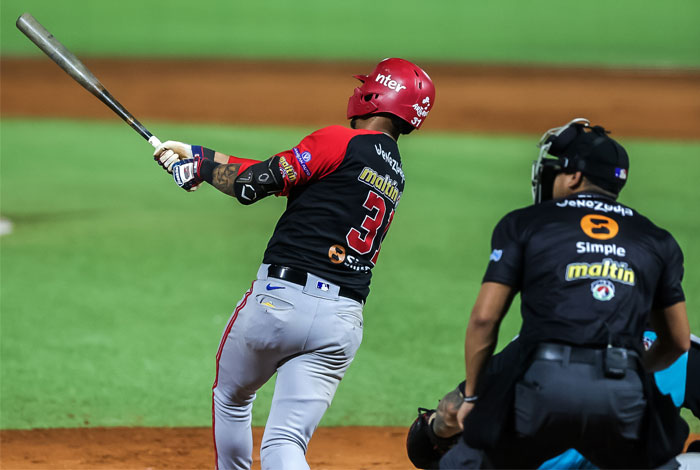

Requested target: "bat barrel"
[
  {"left": 16, "top": 14, "right": 104, "bottom": 99},
  {"left": 16, "top": 13, "right": 161, "bottom": 148}
]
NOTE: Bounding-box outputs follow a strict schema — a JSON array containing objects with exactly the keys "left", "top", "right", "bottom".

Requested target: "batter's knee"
[
  {"left": 213, "top": 389, "right": 255, "bottom": 419},
  {"left": 260, "top": 436, "right": 309, "bottom": 470},
  {"left": 261, "top": 425, "right": 308, "bottom": 452}
]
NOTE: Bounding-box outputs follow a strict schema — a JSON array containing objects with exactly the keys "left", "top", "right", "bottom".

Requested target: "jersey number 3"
[{"left": 346, "top": 190, "right": 395, "bottom": 265}]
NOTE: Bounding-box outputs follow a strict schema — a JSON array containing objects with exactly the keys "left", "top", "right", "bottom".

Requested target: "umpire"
[{"left": 445, "top": 118, "right": 691, "bottom": 469}]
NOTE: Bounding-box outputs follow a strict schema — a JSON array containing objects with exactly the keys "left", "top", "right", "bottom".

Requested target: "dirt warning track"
[
  {"left": 2, "top": 58, "right": 699, "bottom": 139},
  {"left": 1, "top": 427, "right": 698, "bottom": 469}
]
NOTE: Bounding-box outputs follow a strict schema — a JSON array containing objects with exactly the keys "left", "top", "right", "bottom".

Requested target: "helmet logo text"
[
  {"left": 375, "top": 73, "right": 406, "bottom": 93},
  {"left": 412, "top": 96, "right": 431, "bottom": 126}
]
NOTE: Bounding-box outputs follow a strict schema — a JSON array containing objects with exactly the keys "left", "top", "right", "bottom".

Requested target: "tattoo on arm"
[
  {"left": 433, "top": 388, "right": 464, "bottom": 438},
  {"left": 211, "top": 163, "right": 242, "bottom": 197}
]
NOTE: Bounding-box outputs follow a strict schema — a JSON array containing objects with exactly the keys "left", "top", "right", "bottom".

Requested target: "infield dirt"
[
  {"left": 2, "top": 58, "right": 700, "bottom": 139},
  {"left": 1, "top": 58, "right": 699, "bottom": 469}
]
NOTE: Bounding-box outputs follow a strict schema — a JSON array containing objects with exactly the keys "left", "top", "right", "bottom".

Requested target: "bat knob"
[{"left": 148, "top": 136, "right": 162, "bottom": 148}]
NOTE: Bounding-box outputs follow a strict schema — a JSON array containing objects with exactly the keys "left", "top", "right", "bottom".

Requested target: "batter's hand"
[
  {"left": 154, "top": 140, "right": 193, "bottom": 173},
  {"left": 172, "top": 157, "right": 204, "bottom": 192},
  {"left": 456, "top": 401, "right": 474, "bottom": 430}
]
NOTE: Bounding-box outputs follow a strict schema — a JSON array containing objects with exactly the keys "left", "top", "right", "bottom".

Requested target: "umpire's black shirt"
[{"left": 483, "top": 191, "right": 685, "bottom": 351}]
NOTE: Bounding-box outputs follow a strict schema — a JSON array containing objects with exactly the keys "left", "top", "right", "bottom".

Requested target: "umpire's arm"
[
  {"left": 457, "top": 282, "right": 516, "bottom": 428},
  {"left": 644, "top": 301, "right": 690, "bottom": 372}
]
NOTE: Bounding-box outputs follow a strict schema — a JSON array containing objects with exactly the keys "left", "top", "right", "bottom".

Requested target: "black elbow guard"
[{"left": 233, "top": 157, "right": 285, "bottom": 205}]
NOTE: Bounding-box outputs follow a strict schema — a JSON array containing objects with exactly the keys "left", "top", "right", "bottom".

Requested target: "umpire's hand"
[{"left": 457, "top": 402, "right": 475, "bottom": 430}]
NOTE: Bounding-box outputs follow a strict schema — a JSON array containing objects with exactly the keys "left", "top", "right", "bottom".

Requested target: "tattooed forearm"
[
  {"left": 211, "top": 163, "right": 242, "bottom": 197},
  {"left": 433, "top": 388, "right": 464, "bottom": 438}
]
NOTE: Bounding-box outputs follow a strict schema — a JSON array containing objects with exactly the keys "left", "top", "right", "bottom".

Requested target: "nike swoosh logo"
[{"left": 266, "top": 283, "right": 285, "bottom": 290}]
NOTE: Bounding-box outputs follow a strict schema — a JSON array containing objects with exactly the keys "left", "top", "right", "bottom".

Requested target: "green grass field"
[
  {"left": 2, "top": 0, "right": 699, "bottom": 438},
  {"left": 1, "top": 119, "right": 698, "bottom": 431},
  {"left": 2, "top": 0, "right": 700, "bottom": 67}
]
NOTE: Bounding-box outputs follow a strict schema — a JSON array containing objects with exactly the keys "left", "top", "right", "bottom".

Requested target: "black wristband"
[
  {"left": 192, "top": 145, "right": 216, "bottom": 161},
  {"left": 198, "top": 158, "right": 219, "bottom": 184}
]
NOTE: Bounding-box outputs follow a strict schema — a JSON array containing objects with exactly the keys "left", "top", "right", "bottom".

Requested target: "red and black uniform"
[{"left": 233, "top": 125, "right": 404, "bottom": 300}]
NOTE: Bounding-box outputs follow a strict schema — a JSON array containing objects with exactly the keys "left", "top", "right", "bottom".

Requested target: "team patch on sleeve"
[{"left": 293, "top": 147, "right": 312, "bottom": 176}]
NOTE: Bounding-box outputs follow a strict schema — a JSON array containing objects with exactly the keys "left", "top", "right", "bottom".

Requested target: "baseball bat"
[{"left": 16, "top": 13, "right": 162, "bottom": 148}]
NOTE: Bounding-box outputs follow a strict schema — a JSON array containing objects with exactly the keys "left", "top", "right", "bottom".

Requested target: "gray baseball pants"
[{"left": 212, "top": 264, "right": 364, "bottom": 470}]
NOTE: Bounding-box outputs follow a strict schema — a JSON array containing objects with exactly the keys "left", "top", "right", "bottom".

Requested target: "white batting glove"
[
  {"left": 172, "top": 157, "right": 205, "bottom": 192},
  {"left": 153, "top": 140, "right": 193, "bottom": 174}
]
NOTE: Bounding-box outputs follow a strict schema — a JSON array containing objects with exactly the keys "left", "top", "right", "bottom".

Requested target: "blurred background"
[{"left": 1, "top": 0, "right": 699, "bottom": 433}]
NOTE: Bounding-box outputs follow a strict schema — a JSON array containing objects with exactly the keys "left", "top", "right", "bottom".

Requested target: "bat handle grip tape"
[{"left": 148, "top": 136, "right": 162, "bottom": 148}]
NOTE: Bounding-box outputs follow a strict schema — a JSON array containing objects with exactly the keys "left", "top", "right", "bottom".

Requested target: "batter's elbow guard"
[
  {"left": 233, "top": 157, "right": 285, "bottom": 205},
  {"left": 406, "top": 408, "right": 461, "bottom": 469}
]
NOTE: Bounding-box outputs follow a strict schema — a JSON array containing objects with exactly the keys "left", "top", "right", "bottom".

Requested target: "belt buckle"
[
  {"left": 269, "top": 265, "right": 306, "bottom": 286},
  {"left": 279, "top": 266, "right": 293, "bottom": 280}
]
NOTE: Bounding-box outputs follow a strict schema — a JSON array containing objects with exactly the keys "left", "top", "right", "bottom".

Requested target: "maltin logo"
[
  {"left": 591, "top": 280, "right": 615, "bottom": 301},
  {"left": 580, "top": 214, "right": 619, "bottom": 240}
]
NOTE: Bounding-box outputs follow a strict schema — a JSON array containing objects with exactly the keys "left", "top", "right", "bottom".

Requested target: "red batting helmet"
[{"left": 347, "top": 58, "right": 435, "bottom": 130}]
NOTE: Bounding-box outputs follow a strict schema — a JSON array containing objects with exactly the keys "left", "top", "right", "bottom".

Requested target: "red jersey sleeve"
[
  {"left": 274, "top": 126, "right": 382, "bottom": 197},
  {"left": 226, "top": 155, "right": 260, "bottom": 173}
]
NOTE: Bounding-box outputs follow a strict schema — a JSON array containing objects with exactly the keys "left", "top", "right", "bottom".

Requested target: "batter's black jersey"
[
  {"left": 262, "top": 125, "right": 404, "bottom": 298},
  {"left": 483, "top": 191, "right": 685, "bottom": 350}
]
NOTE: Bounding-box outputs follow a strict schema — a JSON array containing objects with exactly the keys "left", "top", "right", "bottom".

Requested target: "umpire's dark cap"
[{"left": 547, "top": 123, "right": 629, "bottom": 194}]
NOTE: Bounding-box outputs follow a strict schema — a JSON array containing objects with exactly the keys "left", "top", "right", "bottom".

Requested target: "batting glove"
[
  {"left": 172, "top": 157, "right": 204, "bottom": 192},
  {"left": 153, "top": 140, "right": 193, "bottom": 173}
]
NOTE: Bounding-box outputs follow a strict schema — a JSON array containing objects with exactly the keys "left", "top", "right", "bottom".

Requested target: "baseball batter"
[{"left": 152, "top": 58, "right": 435, "bottom": 470}]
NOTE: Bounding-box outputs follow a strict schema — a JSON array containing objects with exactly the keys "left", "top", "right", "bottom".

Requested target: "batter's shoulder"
[
  {"left": 299, "top": 126, "right": 383, "bottom": 154},
  {"left": 309, "top": 125, "right": 383, "bottom": 141}
]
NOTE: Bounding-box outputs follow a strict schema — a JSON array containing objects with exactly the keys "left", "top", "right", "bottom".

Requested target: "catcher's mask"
[
  {"left": 532, "top": 118, "right": 629, "bottom": 203},
  {"left": 406, "top": 408, "right": 459, "bottom": 469},
  {"left": 347, "top": 58, "right": 435, "bottom": 131}
]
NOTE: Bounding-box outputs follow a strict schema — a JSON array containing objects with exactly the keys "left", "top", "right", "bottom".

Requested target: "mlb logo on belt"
[{"left": 317, "top": 282, "right": 330, "bottom": 292}]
